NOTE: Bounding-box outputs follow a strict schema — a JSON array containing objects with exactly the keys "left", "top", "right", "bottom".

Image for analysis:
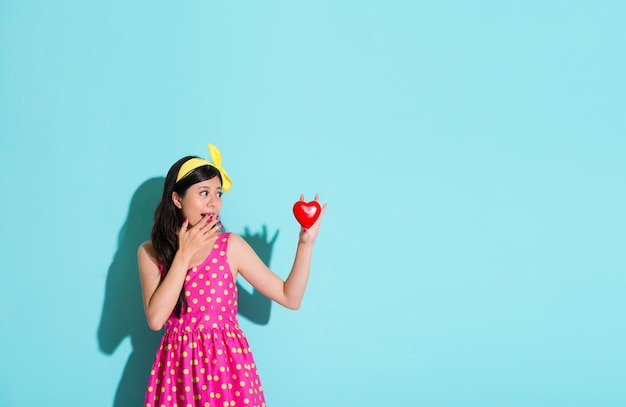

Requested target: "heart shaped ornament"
[{"left": 293, "top": 200, "right": 321, "bottom": 229}]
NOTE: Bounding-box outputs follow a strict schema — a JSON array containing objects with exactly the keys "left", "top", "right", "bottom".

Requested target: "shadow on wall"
[{"left": 97, "top": 177, "right": 277, "bottom": 407}]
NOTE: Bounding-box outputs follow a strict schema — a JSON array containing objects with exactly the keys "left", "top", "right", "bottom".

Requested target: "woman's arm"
[
  {"left": 230, "top": 197, "right": 326, "bottom": 310},
  {"left": 137, "top": 242, "right": 194, "bottom": 330},
  {"left": 138, "top": 217, "right": 222, "bottom": 330}
]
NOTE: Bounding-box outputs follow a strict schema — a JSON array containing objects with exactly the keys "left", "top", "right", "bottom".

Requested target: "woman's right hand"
[{"left": 177, "top": 215, "right": 222, "bottom": 258}]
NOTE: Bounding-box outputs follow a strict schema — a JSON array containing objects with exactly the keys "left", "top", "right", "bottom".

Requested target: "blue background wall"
[{"left": 1, "top": 1, "right": 625, "bottom": 406}]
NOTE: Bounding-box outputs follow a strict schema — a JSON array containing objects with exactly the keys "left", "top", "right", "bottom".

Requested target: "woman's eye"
[
  {"left": 217, "top": 192, "right": 223, "bottom": 198},
  {"left": 200, "top": 191, "right": 208, "bottom": 196}
]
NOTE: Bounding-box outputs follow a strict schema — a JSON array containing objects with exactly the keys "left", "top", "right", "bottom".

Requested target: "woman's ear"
[{"left": 172, "top": 191, "right": 183, "bottom": 209}]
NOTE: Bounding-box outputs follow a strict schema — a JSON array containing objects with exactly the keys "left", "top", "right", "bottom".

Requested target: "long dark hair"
[{"left": 151, "top": 156, "right": 223, "bottom": 317}]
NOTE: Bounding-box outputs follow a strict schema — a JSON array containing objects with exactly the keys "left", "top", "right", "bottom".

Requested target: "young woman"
[{"left": 138, "top": 144, "right": 326, "bottom": 407}]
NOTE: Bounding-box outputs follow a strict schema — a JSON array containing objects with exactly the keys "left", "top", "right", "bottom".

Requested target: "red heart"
[{"left": 293, "top": 200, "right": 321, "bottom": 229}]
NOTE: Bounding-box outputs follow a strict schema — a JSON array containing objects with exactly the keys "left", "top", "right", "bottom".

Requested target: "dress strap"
[{"left": 215, "top": 232, "right": 231, "bottom": 251}]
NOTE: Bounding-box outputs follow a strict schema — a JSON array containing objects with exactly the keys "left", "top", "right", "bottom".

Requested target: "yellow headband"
[{"left": 176, "top": 144, "right": 232, "bottom": 192}]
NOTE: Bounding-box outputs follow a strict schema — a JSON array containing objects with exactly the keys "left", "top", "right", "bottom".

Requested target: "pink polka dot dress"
[{"left": 145, "top": 233, "right": 266, "bottom": 407}]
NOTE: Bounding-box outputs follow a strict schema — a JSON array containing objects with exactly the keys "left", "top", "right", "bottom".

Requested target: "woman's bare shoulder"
[
  {"left": 138, "top": 241, "right": 157, "bottom": 260},
  {"left": 226, "top": 232, "right": 249, "bottom": 250}
]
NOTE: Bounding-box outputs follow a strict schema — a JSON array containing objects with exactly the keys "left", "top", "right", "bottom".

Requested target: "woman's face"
[{"left": 174, "top": 176, "right": 223, "bottom": 226}]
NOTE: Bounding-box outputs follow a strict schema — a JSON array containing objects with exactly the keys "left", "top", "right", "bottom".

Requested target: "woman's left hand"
[{"left": 298, "top": 194, "right": 326, "bottom": 244}]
